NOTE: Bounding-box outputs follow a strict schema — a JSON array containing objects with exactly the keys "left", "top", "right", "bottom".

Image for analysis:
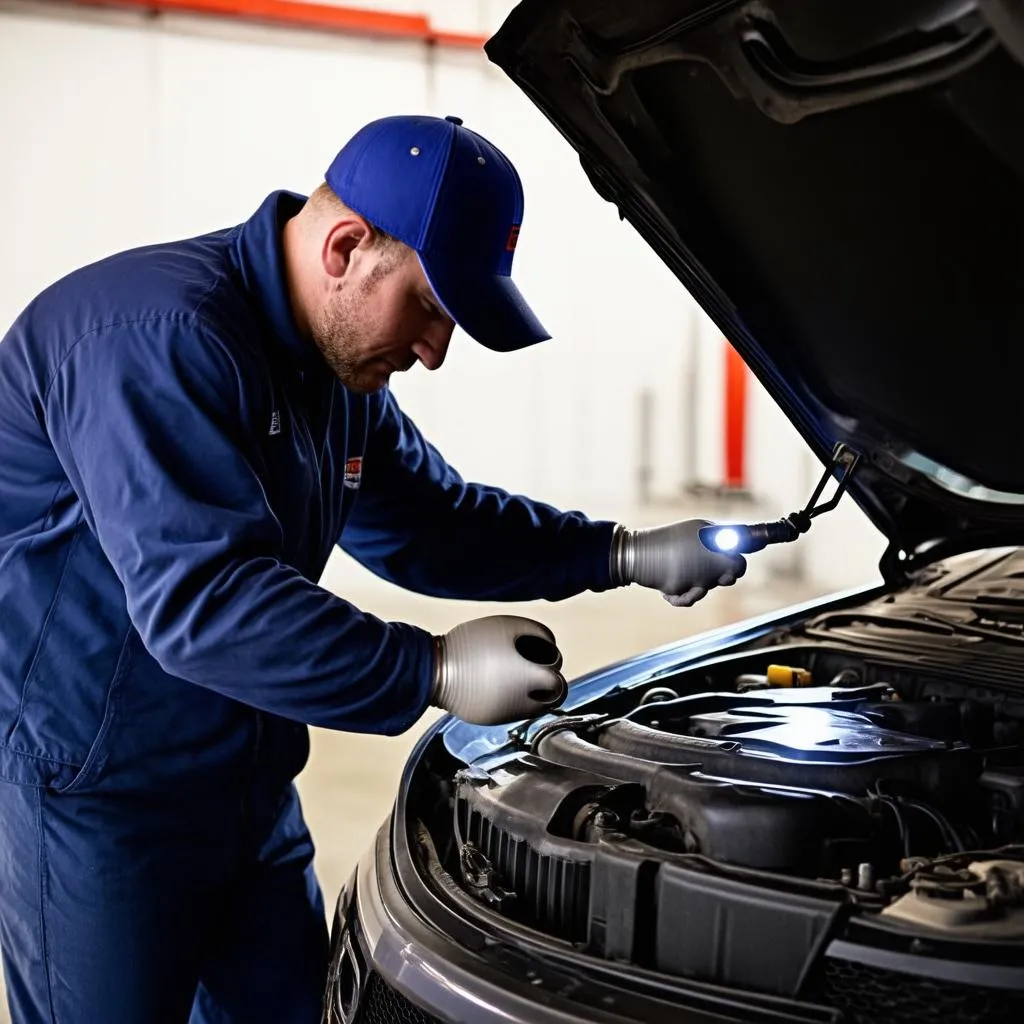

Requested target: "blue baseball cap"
[{"left": 325, "top": 114, "right": 549, "bottom": 353}]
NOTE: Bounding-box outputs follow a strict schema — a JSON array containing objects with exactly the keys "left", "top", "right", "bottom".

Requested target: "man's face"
[{"left": 312, "top": 243, "right": 455, "bottom": 394}]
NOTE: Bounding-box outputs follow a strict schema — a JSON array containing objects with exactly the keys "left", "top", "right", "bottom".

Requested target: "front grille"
[
  {"left": 815, "top": 956, "right": 1024, "bottom": 1024},
  {"left": 354, "top": 971, "right": 443, "bottom": 1024}
]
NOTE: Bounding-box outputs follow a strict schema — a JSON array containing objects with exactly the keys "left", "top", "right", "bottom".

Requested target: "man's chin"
[{"left": 340, "top": 368, "right": 392, "bottom": 394}]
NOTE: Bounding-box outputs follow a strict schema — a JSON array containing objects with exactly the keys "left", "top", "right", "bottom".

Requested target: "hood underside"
[{"left": 486, "top": 0, "right": 1024, "bottom": 567}]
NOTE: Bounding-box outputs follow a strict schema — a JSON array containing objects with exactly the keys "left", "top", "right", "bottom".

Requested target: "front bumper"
[{"left": 323, "top": 813, "right": 850, "bottom": 1024}]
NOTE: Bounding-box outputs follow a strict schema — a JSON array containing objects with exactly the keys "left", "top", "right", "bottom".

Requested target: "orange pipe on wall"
[
  {"left": 46, "top": 0, "right": 490, "bottom": 48},
  {"left": 724, "top": 340, "right": 748, "bottom": 490}
]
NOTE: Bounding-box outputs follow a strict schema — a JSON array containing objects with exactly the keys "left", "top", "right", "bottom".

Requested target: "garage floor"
[{"left": 0, "top": 524, "right": 833, "bottom": 1021}]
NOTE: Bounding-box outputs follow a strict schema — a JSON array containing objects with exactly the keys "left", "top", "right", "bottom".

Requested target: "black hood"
[{"left": 486, "top": 0, "right": 1024, "bottom": 575}]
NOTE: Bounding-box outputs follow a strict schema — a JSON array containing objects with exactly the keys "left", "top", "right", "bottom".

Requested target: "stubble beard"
[{"left": 311, "top": 258, "right": 398, "bottom": 394}]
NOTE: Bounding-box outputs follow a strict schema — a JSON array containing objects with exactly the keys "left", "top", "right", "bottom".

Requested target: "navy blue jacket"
[{"left": 0, "top": 191, "right": 616, "bottom": 795}]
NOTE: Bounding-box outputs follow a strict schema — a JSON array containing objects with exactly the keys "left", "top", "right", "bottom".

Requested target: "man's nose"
[{"left": 413, "top": 321, "right": 454, "bottom": 371}]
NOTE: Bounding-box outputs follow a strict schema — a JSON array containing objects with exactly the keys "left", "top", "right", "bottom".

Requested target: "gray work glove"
[
  {"left": 432, "top": 615, "right": 568, "bottom": 725},
  {"left": 611, "top": 518, "right": 747, "bottom": 607}
]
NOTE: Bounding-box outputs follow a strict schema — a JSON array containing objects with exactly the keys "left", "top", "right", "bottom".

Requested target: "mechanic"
[{"left": 0, "top": 114, "right": 745, "bottom": 1023}]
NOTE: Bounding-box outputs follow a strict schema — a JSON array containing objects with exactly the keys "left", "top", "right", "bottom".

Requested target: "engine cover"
[{"left": 594, "top": 686, "right": 976, "bottom": 794}]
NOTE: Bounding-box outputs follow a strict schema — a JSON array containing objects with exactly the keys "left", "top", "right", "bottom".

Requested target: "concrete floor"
[{"left": 0, "top": 530, "right": 835, "bottom": 1022}]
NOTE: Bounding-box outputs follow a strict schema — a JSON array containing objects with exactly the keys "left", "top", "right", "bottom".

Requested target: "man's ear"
[{"left": 322, "top": 216, "right": 373, "bottom": 280}]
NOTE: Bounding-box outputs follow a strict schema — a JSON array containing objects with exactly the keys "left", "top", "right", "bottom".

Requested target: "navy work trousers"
[{"left": 0, "top": 780, "right": 328, "bottom": 1023}]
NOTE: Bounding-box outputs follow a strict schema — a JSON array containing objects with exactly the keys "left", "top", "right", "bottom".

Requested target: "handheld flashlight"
[
  {"left": 699, "top": 517, "right": 806, "bottom": 555},
  {"left": 699, "top": 444, "right": 860, "bottom": 556}
]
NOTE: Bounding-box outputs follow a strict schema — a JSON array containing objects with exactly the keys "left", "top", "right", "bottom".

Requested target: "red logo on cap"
[{"left": 505, "top": 224, "right": 521, "bottom": 252}]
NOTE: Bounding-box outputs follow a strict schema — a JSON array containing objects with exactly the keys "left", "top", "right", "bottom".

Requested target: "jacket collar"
[{"left": 233, "top": 190, "right": 316, "bottom": 366}]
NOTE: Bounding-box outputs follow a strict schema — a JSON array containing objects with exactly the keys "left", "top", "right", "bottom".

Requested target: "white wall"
[{"left": 0, "top": 0, "right": 885, "bottom": 592}]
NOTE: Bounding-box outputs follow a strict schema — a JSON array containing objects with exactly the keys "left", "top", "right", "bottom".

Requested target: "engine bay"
[{"left": 433, "top": 645, "right": 1024, "bottom": 961}]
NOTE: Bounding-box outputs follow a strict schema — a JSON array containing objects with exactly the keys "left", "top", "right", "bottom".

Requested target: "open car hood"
[{"left": 486, "top": 0, "right": 1024, "bottom": 575}]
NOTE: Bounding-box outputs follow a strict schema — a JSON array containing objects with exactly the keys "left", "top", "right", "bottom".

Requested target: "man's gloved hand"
[
  {"left": 431, "top": 615, "right": 568, "bottom": 725},
  {"left": 611, "top": 519, "right": 747, "bottom": 607}
]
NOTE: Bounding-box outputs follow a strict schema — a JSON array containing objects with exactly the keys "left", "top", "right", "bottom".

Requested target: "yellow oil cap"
[{"left": 766, "top": 664, "right": 813, "bottom": 688}]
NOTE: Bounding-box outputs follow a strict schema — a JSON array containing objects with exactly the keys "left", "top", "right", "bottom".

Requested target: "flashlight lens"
[{"left": 713, "top": 527, "right": 741, "bottom": 552}]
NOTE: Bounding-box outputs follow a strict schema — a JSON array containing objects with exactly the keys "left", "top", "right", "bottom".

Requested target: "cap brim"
[{"left": 418, "top": 254, "right": 550, "bottom": 353}]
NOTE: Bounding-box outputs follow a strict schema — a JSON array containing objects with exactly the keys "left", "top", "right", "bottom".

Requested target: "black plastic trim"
[{"left": 825, "top": 939, "right": 1024, "bottom": 990}]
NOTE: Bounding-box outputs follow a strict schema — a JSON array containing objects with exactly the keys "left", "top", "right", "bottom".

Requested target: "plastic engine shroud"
[
  {"left": 609, "top": 686, "right": 952, "bottom": 763},
  {"left": 453, "top": 687, "right": 980, "bottom": 882}
]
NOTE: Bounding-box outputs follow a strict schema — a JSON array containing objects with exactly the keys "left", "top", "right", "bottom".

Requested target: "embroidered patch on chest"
[{"left": 344, "top": 456, "right": 363, "bottom": 490}]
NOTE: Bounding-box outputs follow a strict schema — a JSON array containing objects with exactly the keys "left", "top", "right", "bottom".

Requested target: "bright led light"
[{"left": 713, "top": 527, "right": 741, "bottom": 552}]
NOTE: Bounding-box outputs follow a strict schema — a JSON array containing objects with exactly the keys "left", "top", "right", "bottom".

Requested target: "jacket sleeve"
[
  {"left": 339, "top": 388, "right": 618, "bottom": 601},
  {"left": 44, "top": 319, "right": 434, "bottom": 735}
]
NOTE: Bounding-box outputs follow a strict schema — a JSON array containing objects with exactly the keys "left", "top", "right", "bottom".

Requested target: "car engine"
[{"left": 446, "top": 658, "right": 1024, "bottom": 952}]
